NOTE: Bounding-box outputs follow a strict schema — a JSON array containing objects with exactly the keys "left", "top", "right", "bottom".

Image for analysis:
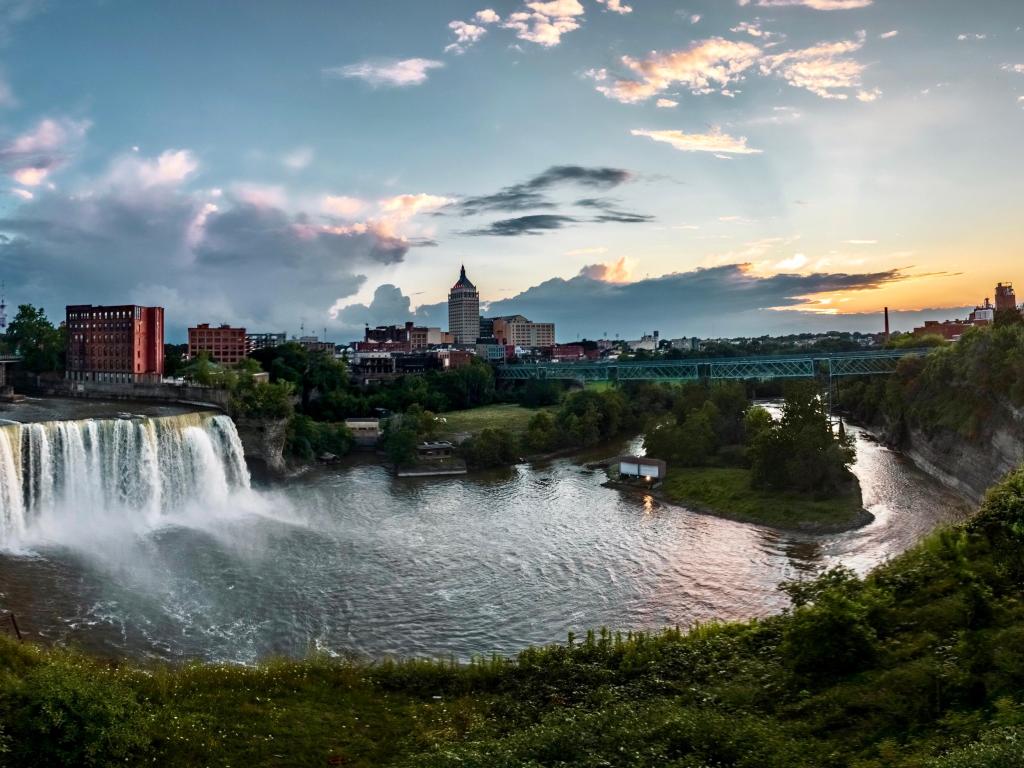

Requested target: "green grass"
[
  {"left": 660, "top": 465, "right": 870, "bottom": 532},
  {"left": 436, "top": 404, "right": 555, "bottom": 439}
]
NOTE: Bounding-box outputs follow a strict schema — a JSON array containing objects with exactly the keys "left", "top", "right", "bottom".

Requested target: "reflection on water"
[{"left": 0, "top": 422, "right": 972, "bottom": 663}]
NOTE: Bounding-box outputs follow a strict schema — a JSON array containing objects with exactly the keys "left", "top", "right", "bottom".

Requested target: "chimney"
[{"left": 884, "top": 306, "right": 890, "bottom": 342}]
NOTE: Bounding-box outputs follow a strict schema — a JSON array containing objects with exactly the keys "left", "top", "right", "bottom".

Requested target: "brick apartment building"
[
  {"left": 188, "top": 323, "right": 248, "bottom": 365},
  {"left": 66, "top": 304, "right": 164, "bottom": 383},
  {"left": 490, "top": 315, "right": 556, "bottom": 349}
]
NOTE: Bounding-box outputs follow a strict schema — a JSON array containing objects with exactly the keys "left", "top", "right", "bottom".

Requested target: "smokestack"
[{"left": 884, "top": 306, "right": 890, "bottom": 342}]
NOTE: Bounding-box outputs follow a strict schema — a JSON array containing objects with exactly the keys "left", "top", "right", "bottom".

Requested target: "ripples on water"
[{"left": 0, "top": 423, "right": 972, "bottom": 663}]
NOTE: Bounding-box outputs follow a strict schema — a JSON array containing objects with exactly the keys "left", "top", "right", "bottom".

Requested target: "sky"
[{"left": 0, "top": 0, "right": 1021, "bottom": 342}]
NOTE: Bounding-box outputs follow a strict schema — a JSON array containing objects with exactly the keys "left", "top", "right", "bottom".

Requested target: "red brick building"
[
  {"left": 66, "top": 304, "right": 164, "bottom": 383},
  {"left": 188, "top": 323, "right": 247, "bottom": 365}
]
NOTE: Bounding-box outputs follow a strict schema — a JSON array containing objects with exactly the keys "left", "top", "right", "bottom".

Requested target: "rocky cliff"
[
  {"left": 884, "top": 401, "right": 1024, "bottom": 503},
  {"left": 233, "top": 417, "right": 289, "bottom": 480}
]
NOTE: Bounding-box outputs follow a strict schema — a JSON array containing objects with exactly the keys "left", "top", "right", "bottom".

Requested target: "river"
[{"left": 0, "top": 398, "right": 973, "bottom": 664}]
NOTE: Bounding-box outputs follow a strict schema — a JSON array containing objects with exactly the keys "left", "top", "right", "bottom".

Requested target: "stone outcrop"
[
  {"left": 233, "top": 416, "right": 289, "bottom": 480},
  {"left": 884, "top": 401, "right": 1024, "bottom": 504}
]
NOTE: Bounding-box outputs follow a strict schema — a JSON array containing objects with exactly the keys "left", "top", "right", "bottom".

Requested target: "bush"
[
  {"left": 286, "top": 414, "right": 353, "bottom": 460},
  {"left": 0, "top": 659, "right": 151, "bottom": 766},
  {"left": 461, "top": 427, "right": 520, "bottom": 468}
]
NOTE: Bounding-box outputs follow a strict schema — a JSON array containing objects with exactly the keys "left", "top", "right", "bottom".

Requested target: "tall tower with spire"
[{"left": 447, "top": 264, "right": 480, "bottom": 346}]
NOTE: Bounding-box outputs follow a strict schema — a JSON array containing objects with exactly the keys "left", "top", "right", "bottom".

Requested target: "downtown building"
[
  {"left": 188, "top": 323, "right": 247, "bottom": 365},
  {"left": 491, "top": 314, "right": 556, "bottom": 349},
  {"left": 447, "top": 265, "right": 480, "bottom": 346},
  {"left": 65, "top": 304, "right": 164, "bottom": 383}
]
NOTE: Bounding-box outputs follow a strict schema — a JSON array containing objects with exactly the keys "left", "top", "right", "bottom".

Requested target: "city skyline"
[{"left": 0, "top": 0, "right": 1020, "bottom": 341}]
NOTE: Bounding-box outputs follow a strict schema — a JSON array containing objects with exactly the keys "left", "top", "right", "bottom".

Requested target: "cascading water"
[{"left": 0, "top": 412, "right": 251, "bottom": 542}]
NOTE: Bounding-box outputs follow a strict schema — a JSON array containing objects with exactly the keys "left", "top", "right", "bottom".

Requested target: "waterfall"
[{"left": 0, "top": 413, "right": 251, "bottom": 542}]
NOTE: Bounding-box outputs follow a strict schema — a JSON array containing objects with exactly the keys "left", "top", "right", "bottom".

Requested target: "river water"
[{"left": 0, "top": 399, "right": 973, "bottom": 664}]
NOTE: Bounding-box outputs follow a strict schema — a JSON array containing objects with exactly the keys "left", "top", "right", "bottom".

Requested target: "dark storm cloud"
[
  {"left": 573, "top": 197, "right": 655, "bottom": 224},
  {"left": 481, "top": 264, "right": 915, "bottom": 339},
  {"left": 454, "top": 164, "right": 633, "bottom": 215},
  {"left": 462, "top": 214, "right": 577, "bottom": 236}
]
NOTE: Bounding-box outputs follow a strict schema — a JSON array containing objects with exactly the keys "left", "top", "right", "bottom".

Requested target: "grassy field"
[
  {"left": 660, "top": 466, "right": 871, "bottom": 533},
  {"left": 436, "top": 403, "right": 555, "bottom": 439}
]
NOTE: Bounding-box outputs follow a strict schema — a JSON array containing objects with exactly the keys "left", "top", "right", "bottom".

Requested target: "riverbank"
[
  {"left": 0, "top": 467, "right": 1019, "bottom": 768},
  {"left": 647, "top": 466, "right": 872, "bottom": 534}
]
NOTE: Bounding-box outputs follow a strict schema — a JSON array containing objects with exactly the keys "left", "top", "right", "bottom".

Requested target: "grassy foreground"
[
  {"left": 660, "top": 466, "right": 871, "bottom": 533},
  {"left": 436, "top": 403, "right": 555, "bottom": 440},
  {"left": 4, "top": 468, "right": 1024, "bottom": 767}
]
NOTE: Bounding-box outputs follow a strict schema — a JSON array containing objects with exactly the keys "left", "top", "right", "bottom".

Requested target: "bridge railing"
[{"left": 496, "top": 347, "right": 932, "bottom": 382}]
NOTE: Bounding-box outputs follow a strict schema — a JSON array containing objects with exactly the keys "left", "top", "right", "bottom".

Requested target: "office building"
[
  {"left": 66, "top": 304, "right": 164, "bottom": 383},
  {"left": 188, "top": 323, "right": 247, "bottom": 365},
  {"left": 447, "top": 265, "right": 480, "bottom": 346},
  {"left": 247, "top": 332, "right": 286, "bottom": 354},
  {"left": 490, "top": 314, "right": 556, "bottom": 349}
]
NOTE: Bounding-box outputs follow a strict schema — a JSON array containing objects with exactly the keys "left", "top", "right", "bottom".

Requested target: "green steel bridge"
[{"left": 496, "top": 348, "right": 931, "bottom": 384}]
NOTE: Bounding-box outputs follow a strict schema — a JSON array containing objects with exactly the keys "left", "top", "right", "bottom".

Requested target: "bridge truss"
[{"left": 497, "top": 348, "right": 928, "bottom": 385}]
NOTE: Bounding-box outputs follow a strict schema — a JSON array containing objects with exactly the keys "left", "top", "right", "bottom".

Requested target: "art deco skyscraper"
[{"left": 447, "top": 265, "right": 480, "bottom": 346}]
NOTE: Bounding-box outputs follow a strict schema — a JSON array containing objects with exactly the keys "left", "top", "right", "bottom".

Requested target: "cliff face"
[
  {"left": 233, "top": 417, "right": 289, "bottom": 481},
  {"left": 886, "top": 401, "right": 1024, "bottom": 503}
]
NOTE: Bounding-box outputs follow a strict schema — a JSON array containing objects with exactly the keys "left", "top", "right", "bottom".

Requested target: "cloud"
[
  {"left": 0, "top": 75, "right": 14, "bottom": 108},
  {"left": 596, "top": 0, "right": 632, "bottom": 14},
  {"left": 631, "top": 127, "right": 762, "bottom": 155},
  {"left": 1002, "top": 63, "right": 1024, "bottom": 74},
  {"left": 759, "top": 31, "right": 871, "bottom": 99},
  {"left": 379, "top": 192, "right": 454, "bottom": 219},
  {"left": 456, "top": 164, "right": 632, "bottom": 214},
  {"left": 753, "top": 0, "right": 872, "bottom": 9},
  {"left": 446, "top": 20, "right": 488, "bottom": 54},
  {"left": 957, "top": 33, "right": 987, "bottom": 41},
  {"left": 324, "top": 58, "right": 444, "bottom": 87},
  {"left": 0, "top": 117, "right": 90, "bottom": 186},
  {"left": 596, "top": 38, "right": 762, "bottom": 103},
  {"left": 690, "top": 14, "right": 702, "bottom": 24},
  {"left": 282, "top": 147, "right": 313, "bottom": 170},
  {"left": 10, "top": 187, "right": 31, "bottom": 199},
  {"left": 503, "top": 0, "right": 585, "bottom": 47},
  {"left": 574, "top": 197, "right": 654, "bottom": 223},
  {"left": 463, "top": 214, "right": 577, "bottom": 236},
  {"left": 482, "top": 263, "right": 912, "bottom": 339},
  {"left": 0, "top": 149, "right": 446, "bottom": 337},
  {"left": 331, "top": 283, "right": 414, "bottom": 325},
  {"left": 322, "top": 195, "right": 367, "bottom": 218},
  {"left": 655, "top": 98, "right": 679, "bottom": 108},
  {"left": 475, "top": 9, "right": 501, "bottom": 24},
  {"left": 879, "top": 30, "right": 898, "bottom": 39},
  {"left": 0, "top": 0, "right": 44, "bottom": 44},
  {"left": 579, "top": 257, "right": 632, "bottom": 282}
]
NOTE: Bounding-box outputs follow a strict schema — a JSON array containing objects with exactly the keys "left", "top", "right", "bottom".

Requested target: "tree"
[
  {"left": 164, "top": 344, "right": 188, "bottom": 377},
  {"left": 6, "top": 305, "right": 64, "bottom": 373},
  {"left": 382, "top": 422, "right": 418, "bottom": 467}
]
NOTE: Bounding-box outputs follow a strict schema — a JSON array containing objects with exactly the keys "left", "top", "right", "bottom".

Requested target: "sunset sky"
[{"left": 0, "top": 0, "right": 1021, "bottom": 341}]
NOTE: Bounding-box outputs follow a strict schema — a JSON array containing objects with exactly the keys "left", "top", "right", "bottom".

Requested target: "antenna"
[{"left": 0, "top": 282, "right": 7, "bottom": 331}]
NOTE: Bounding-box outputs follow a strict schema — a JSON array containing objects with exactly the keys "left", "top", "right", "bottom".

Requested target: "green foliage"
[
  {"left": 749, "top": 380, "right": 855, "bottom": 497},
  {"left": 928, "top": 727, "right": 1024, "bottom": 768},
  {"left": 5, "top": 304, "right": 65, "bottom": 373},
  {"left": 286, "top": 414, "right": 353, "bottom": 460},
  {"left": 382, "top": 422, "right": 418, "bottom": 467},
  {"left": 460, "top": 427, "right": 520, "bottom": 468},
  {"left": 163, "top": 343, "right": 188, "bottom": 377},
  {"left": 0, "top": 655, "right": 150, "bottom": 766},
  {"left": 230, "top": 379, "right": 295, "bottom": 420}
]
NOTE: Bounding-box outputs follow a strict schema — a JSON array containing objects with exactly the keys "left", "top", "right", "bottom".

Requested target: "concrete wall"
[{"left": 14, "top": 374, "right": 231, "bottom": 411}]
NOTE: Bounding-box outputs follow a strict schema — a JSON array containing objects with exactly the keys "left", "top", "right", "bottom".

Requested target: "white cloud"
[
  {"left": 446, "top": 20, "right": 488, "bottom": 54},
  {"left": 10, "top": 187, "right": 32, "bottom": 200},
  {"left": 760, "top": 32, "right": 871, "bottom": 100},
  {"left": 596, "top": 0, "right": 633, "bottom": 14},
  {"left": 475, "top": 9, "right": 501, "bottom": 24},
  {"left": 630, "top": 127, "right": 763, "bottom": 155},
  {"left": 879, "top": 30, "right": 898, "bottom": 39},
  {"left": 282, "top": 146, "right": 313, "bottom": 170},
  {"left": 655, "top": 98, "right": 679, "bottom": 108},
  {"left": 503, "top": 0, "right": 585, "bottom": 47},
  {"left": 754, "top": 0, "right": 872, "bottom": 8},
  {"left": 1002, "top": 63, "right": 1024, "bottom": 74},
  {"left": 596, "top": 38, "right": 762, "bottom": 103},
  {"left": 856, "top": 87, "right": 881, "bottom": 101},
  {"left": 690, "top": 14, "right": 702, "bottom": 24},
  {"left": 774, "top": 253, "right": 808, "bottom": 271},
  {"left": 324, "top": 58, "right": 444, "bottom": 87},
  {"left": 957, "top": 33, "right": 987, "bottom": 41},
  {"left": 731, "top": 21, "right": 767, "bottom": 37},
  {"left": 379, "top": 192, "right": 454, "bottom": 219},
  {"left": 579, "top": 257, "right": 632, "bottom": 282},
  {"left": 322, "top": 195, "right": 367, "bottom": 218},
  {"left": 1, "top": 117, "right": 90, "bottom": 186},
  {"left": 230, "top": 182, "right": 286, "bottom": 209},
  {"left": 105, "top": 149, "right": 199, "bottom": 190}
]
